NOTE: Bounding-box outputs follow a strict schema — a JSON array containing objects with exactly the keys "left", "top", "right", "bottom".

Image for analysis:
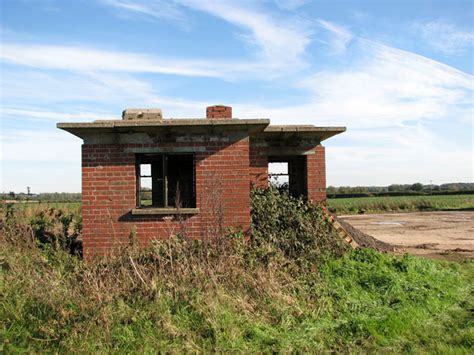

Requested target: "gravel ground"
[{"left": 340, "top": 211, "right": 474, "bottom": 261}]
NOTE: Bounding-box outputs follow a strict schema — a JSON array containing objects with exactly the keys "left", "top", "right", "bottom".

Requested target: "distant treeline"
[
  {"left": 2, "top": 183, "right": 473, "bottom": 202},
  {"left": 1, "top": 192, "right": 81, "bottom": 202},
  {"left": 327, "top": 183, "right": 474, "bottom": 199}
]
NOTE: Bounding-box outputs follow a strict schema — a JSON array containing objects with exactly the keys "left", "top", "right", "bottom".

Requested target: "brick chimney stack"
[{"left": 206, "top": 105, "right": 232, "bottom": 119}]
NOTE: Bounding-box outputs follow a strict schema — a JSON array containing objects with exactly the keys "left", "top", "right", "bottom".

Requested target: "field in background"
[
  {"left": 7, "top": 201, "right": 80, "bottom": 211},
  {"left": 328, "top": 194, "right": 474, "bottom": 214},
  {"left": 5, "top": 193, "right": 474, "bottom": 218}
]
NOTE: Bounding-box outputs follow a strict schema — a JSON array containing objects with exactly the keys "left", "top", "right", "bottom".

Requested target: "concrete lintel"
[
  {"left": 262, "top": 148, "right": 316, "bottom": 156},
  {"left": 264, "top": 125, "right": 346, "bottom": 132},
  {"left": 125, "top": 147, "right": 206, "bottom": 154}
]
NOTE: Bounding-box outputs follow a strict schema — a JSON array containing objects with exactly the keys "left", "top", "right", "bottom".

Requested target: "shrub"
[{"left": 251, "top": 188, "right": 348, "bottom": 265}]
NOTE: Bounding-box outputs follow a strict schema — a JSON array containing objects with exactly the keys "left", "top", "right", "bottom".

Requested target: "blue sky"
[{"left": 1, "top": 0, "right": 473, "bottom": 193}]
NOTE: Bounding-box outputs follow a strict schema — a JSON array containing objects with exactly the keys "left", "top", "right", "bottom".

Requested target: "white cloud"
[
  {"left": 232, "top": 40, "right": 473, "bottom": 185},
  {"left": 316, "top": 20, "right": 353, "bottom": 54},
  {"left": 180, "top": 0, "right": 312, "bottom": 69},
  {"left": 2, "top": 3, "right": 342, "bottom": 81},
  {"left": 98, "top": 0, "right": 314, "bottom": 74},
  {"left": 1, "top": 43, "right": 221, "bottom": 77},
  {"left": 0, "top": 70, "right": 164, "bottom": 112},
  {"left": 273, "top": 0, "right": 309, "bottom": 11},
  {"left": 0, "top": 129, "right": 79, "bottom": 162},
  {"left": 102, "top": 0, "right": 187, "bottom": 23},
  {"left": 0, "top": 107, "right": 115, "bottom": 122},
  {"left": 236, "top": 40, "right": 473, "bottom": 129},
  {"left": 1, "top": 3, "right": 473, "bottom": 190},
  {"left": 414, "top": 20, "right": 474, "bottom": 54}
]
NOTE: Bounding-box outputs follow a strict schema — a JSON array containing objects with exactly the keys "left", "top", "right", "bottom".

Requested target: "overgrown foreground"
[{"left": 1, "top": 190, "right": 473, "bottom": 352}]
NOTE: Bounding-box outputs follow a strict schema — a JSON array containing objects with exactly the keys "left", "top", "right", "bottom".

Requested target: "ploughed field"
[{"left": 341, "top": 211, "right": 474, "bottom": 261}]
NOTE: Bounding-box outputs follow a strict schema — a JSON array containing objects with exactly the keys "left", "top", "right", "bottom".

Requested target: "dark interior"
[
  {"left": 268, "top": 155, "right": 307, "bottom": 198},
  {"left": 137, "top": 153, "right": 195, "bottom": 208}
]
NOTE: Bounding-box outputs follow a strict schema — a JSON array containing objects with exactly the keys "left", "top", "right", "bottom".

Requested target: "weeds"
[{"left": 0, "top": 192, "right": 472, "bottom": 352}]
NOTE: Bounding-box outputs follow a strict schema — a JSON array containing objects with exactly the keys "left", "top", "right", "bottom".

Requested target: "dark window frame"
[
  {"left": 135, "top": 153, "right": 196, "bottom": 209},
  {"left": 268, "top": 155, "right": 308, "bottom": 198}
]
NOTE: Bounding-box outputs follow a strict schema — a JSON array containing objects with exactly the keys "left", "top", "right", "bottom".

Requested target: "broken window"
[
  {"left": 136, "top": 154, "right": 196, "bottom": 208},
  {"left": 268, "top": 156, "right": 307, "bottom": 198}
]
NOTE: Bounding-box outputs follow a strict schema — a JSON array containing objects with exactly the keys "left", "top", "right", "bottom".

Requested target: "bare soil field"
[{"left": 341, "top": 211, "right": 474, "bottom": 261}]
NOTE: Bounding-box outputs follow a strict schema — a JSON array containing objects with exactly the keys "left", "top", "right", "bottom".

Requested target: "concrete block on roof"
[{"left": 122, "top": 108, "right": 163, "bottom": 121}]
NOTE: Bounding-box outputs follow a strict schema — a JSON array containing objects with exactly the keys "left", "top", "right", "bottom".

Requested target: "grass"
[
  {"left": 7, "top": 201, "right": 81, "bottom": 212},
  {"left": 328, "top": 194, "right": 474, "bottom": 214},
  {"left": 1, "top": 245, "right": 472, "bottom": 352},
  {"left": 1, "top": 190, "right": 473, "bottom": 352}
]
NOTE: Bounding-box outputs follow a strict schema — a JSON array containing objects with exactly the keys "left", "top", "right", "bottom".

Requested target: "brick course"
[
  {"left": 206, "top": 105, "right": 232, "bottom": 119},
  {"left": 82, "top": 137, "right": 250, "bottom": 257}
]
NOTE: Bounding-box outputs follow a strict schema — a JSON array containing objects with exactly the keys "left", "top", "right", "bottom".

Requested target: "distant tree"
[
  {"left": 338, "top": 186, "right": 350, "bottom": 194},
  {"left": 326, "top": 186, "right": 337, "bottom": 194},
  {"left": 353, "top": 186, "right": 368, "bottom": 194},
  {"left": 410, "top": 183, "right": 424, "bottom": 192}
]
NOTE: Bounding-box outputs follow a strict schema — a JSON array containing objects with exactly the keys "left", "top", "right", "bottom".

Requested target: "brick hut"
[{"left": 58, "top": 106, "right": 345, "bottom": 257}]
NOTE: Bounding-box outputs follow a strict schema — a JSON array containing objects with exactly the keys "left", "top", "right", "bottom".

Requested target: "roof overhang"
[
  {"left": 57, "top": 119, "right": 346, "bottom": 145},
  {"left": 256, "top": 125, "right": 346, "bottom": 142},
  {"left": 57, "top": 118, "right": 271, "bottom": 140}
]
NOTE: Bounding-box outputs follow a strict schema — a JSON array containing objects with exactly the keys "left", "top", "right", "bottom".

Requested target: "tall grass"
[{"left": 1, "top": 190, "right": 473, "bottom": 352}]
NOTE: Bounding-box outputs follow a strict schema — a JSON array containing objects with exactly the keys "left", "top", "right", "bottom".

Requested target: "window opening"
[
  {"left": 268, "top": 156, "right": 307, "bottom": 198},
  {"left": 137, "top": 154, "right": 195, "bottom": 208},
  {"left": 268, "top": 162, "right": 289, "bottom": 191}
]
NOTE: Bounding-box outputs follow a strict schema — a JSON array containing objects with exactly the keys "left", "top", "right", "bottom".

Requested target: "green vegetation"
[
  {"left": 327, "top": 182, "right": 474, "bottom": 196},
  {"left": 7, "top": 201, "right": 81, "bottom": 212},
  {"left": 1, "top": 190, "right": 473, "bottom": 352},
  {"left": 328, "top": 194, "right": 474, "bottom": 214},
  {"left": 1, "top": 192, "right": 81, "bottom": 202}
]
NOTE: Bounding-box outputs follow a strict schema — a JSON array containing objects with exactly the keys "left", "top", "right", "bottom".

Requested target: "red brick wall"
[
  {"left": 249, "top": 144, "right": 268, "bottom": 188},
  {"left": 307, "top": 145, "right": 326, "bottom": 202},
  {"left": 81, "top": 138, "right": 250, "bottom": 257}
]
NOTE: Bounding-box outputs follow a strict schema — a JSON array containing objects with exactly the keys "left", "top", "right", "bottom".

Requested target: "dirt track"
[{"left": 341, "top": 211, "right": 474, "bottom": 261}]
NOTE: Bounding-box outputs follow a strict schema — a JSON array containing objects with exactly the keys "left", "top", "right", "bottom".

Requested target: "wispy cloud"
[
  {"left": 273, "top": 0, "right": 309, "bottom": 11},
  {"left": 99, "top": 0, "right": 314, "bottom": 73},
  {"left": 180, "top": 0, "right": 312, "bottom": 68},
  {"left": 101, "top": 0, "right": 189, "bottom": 28},
  {"left": 235, "top": 40, "right": 473, "bottom": 128},
  {"left": 233, "top": 39, "right": 473, "bottom": 184},
  {"left": 2, "top": 2, "right": 473, "bottom": 191},
  {"left": 414, "top": 20, "right": 474, "bottom": 54},
  {"left": 0, "top": 107, "right": 115, "bottom": 122},
  {"left": 1, "top": 43, "right": 221, "bottom": 77},
  {"left": 316, "top": 20, "right": 353, "bottom": 54}
]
